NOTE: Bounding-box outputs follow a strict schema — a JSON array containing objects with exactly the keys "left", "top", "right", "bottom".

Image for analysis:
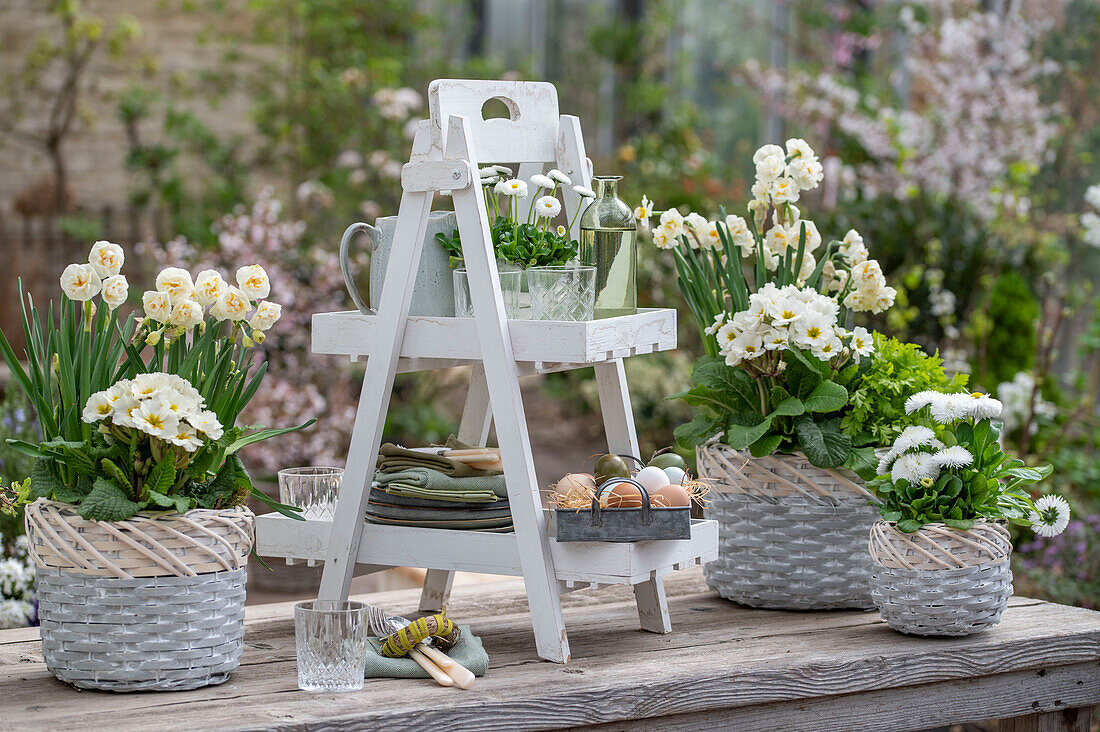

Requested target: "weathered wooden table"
[{"left": 2, "top": 568, "right": 1097, "bottom": 731}]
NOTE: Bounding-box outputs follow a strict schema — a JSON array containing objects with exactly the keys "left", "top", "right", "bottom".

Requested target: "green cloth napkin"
[
  {"left": 364, "top": 625, "right": 489, "bottom": 679},
  {"left": 377, "top": 443, "right": 501, "bottom": 477},
  {"left": 377, "top": 468, "right": 509, "bottom": 500}
]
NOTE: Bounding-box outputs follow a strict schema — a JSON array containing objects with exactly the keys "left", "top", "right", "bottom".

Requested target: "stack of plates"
[{"left": 365, "top": 488, "right": 514, "bottom": 532}]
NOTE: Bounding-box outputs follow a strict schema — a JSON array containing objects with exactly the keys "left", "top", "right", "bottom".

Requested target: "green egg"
[
  {"left": 648, "top": 452, "right": 687, "bottom": 471},
  {"left": 593, "top": 454, "right": 630, "bottom": 486}
]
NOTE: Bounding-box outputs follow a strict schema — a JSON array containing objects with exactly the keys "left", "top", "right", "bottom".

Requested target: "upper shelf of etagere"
[{"left": 311, "top": 307, "right": 677, "bottom": 367}]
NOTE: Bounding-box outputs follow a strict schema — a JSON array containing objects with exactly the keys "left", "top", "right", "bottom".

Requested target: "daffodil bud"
[
  {"left": 146, "top": 329, "right": 162, "bottom": 346},
  {"left": 252, "top": 331, "right": 266, "bottom": 344},
  {"left": 242, "top": 335, "right": 254, "bottom": 348},
  {"left": 52, "top": 354, "right": 60, "bottom": 375}
]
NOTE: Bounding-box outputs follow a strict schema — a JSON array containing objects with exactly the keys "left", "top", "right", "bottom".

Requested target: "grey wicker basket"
[
  {"left": 698, "top": 442, "right": 880, "bottom": 610},
  {"left": 868, "top": 520, "right": 1013, "bottom": 637},
  {"left": 37, "top": 567, "right": 247, "bottom": 691}
]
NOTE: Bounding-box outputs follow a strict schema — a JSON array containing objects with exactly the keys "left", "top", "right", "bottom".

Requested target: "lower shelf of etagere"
[
  {"left": 311, "top": 307, "right": 677, "bottom": 372},
  {"left": 254, "top": 513, "right": 717, "bottom": 587}
]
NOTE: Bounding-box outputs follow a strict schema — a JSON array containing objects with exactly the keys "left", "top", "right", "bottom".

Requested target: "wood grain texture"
[
  {"left": 4, "top": 569, "right": 1098, "bottom": 732},
  {"left": 1001, "top": 708, "right": 1093, "bottom": 732}
]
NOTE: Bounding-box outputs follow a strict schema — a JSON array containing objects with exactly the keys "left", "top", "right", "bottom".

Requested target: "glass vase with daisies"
[
  {"left": 642, "top": 139, "right": 896, "bottom": 473},
  {"left": 866, "top": 389, "right": 1069, "bottom": 637}
]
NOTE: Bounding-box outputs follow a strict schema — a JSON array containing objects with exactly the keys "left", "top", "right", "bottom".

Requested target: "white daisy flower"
[
  {"left": 529, "top": 174, "right": 555, "bottom": 190},
  {"left": 492, "top": 165, "right": 513, "bottom": 176},
  {"left": 905, "top": 390, "right": 945, "bottom": 415},
  {"left": 548, "top": 169, "right": 572, "bottom": 186},
  {"left": 573, "top": 185, "right": 596, "bottom": 198},
  {"left": 931, "top": 445, "right": 974, "bottom": 469},
  {"left": 500, "top": 179, "right": 528, "bottom": 197},
  {"left": 930, "top": 393, "right": 972, "bottom": 424},
  {"left": 891, "top": 452, "right": 940, "bottom": 485},
  {"left": 534, "top": 195, "right": 562, "bottom": 219},
  {"left": 1029, "top": 495, "right": 1070, "bottom": 537},
  {"left": 893, "top": 425, "right": 936, "bottom": 454},
  {"left": 961, "top": 392, "right": 1004, "bottom": 420}
]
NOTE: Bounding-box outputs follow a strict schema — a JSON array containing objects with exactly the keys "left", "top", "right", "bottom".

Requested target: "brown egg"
[
  {"left": 604, "top": 479, "right": 644, "bottom": 508},
  {"left": 554, "top": 472, "right": 596, "bottom": 496},
  {"left": 649, "top": 484, "right": 691, "bottom": 508}
]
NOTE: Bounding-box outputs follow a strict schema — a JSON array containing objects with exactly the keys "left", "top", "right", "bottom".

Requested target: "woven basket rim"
[
  {"left": 869, "top": 519, "right": 1011, "bottom": 571},
  {"left": 32, "top": 497, "right": 253, "bottom": 521}
]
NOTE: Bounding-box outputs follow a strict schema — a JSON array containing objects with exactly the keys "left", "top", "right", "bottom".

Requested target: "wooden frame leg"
[
  {"left": 418, "top": 364, "right": 493, "bottom": 613},
  {"left": 595, "top": 359, "right": 673, "bottom": 634},
  {"left": 1001, "top": 708, "right": 1092, "bottom": 732}
]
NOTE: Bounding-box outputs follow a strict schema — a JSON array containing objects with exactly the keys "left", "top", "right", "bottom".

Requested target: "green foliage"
[
  {"left": 842, "top": 333, "right": 968, "bottom": 447},
  {"left": 974, "top": 271, "right": 1038, "bottom": 388},
  {"left": 436, "top": 216, "right": 579, "bottom": 269}
]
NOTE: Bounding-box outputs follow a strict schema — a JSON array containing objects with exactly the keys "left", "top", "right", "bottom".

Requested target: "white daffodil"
[
  {"left": 634, "top": 195, "right": 654, "bottom": 230},
  {"left": 754, "top": 153, "right": 786, "bottom": 184},
  {"left": 788, "top": 155, "right": 824, "bottom": 191},
  {"left": 142, "top": 290, "right": 172, "bottom": 324},
  {"left": 529, "top": 174, "right": 554, "bottom": 190},
  {"left": 249, "top": 301, "right": 282, "bottom": 332},
  {"left": 785, "top": 138, "right": 817, "bottom": 162},
  {"left": 82, "top": 392, "right": 114, "bottom": 423},
  {"left": 1029, "top": 495, "right": 1070, "bottom": 537},
  {"left": 839, "top": 229, "right": 869, "bottom": 264},
  {"left": 724, "top": 214, "right": 755, "bottom": 258},
  {"left": 684, "top": 212, "right": 709, "bottom": 249},
  {"left": 573, "top": 185, "right": 596, "bottom": 198},
  {"left": 659, "top": 208, "right": 684, "bottom": 237},
  {"left": 500, "top": 179, "right": 528, "bottom": 198},
  {"left": 752, "top": 144, "right": 784, "bottom": 165},
  {"left": 169, "top": 299, "right": 204, "bottom": 330},
  {"left": 100, "top": 274, "right": 128, "bottom": 310},
  {"left": 236, "top": 264, "right": 271, "bottom": 301},
  {"left": 88, "top": 241, "right": 125, "bottom": 278},
  {"left": 548, "top": 169, "right": 572, "bottom": 186},
  {"left": 194, "top": 269, "right": 227, "bottom": 307},
  {"left": 534, "top": 195, "right": 562, "bottom": 219},
  {"left": 651, "top": 222, "right": 677, "bottom": 250},
  {"left": 60, "top": 263, "right": 102, "bottom": 302},
  {"left": 210, "top": 286, "right": 251, "bottom": 322},
  {"left": 770, "top": 178, "right": 800, "bottom": 204},
  {"left": 155, "top": 267, "right": 195, "bottom": 304}
]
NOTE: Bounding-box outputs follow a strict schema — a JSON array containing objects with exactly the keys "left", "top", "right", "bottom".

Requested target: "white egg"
[
  {"left": 634, "top": 466, "right": 671, "bottom": 492},
  {"left": 663, "top": 466, "right": 687, "bottom": 486}
]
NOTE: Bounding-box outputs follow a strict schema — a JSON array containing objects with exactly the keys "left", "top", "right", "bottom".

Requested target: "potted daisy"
[
  {"left": 642, "top": 139, "right": 899, "bottom": 610},
  {"left": 867, "top": 389, "right": 1068, "bottom": 636},
  {"left": 0, "top": 242, "right": 309, "bottom": 691}
]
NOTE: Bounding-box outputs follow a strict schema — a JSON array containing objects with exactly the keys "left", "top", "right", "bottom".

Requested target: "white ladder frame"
[{"left": 314, "top": 80, "right": 670, "bottom": 663}]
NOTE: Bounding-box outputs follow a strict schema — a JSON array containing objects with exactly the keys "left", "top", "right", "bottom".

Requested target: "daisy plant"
[
  {"left": 435, "top": 166, "right": 590, "bottom": 268},
  {"left": 646, "top": 139, "right": 896, "bottom": 472},
  {"left": 0, "top": 242, "right": 312, "bottom": 522},
  {"left": 869, "top": 389, "right": 1067, "bottom": 536}
]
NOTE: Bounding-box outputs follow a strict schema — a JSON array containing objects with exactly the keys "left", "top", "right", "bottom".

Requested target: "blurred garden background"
[{"left": 1, "top": 0, "right": 1098, "bottom": 610}]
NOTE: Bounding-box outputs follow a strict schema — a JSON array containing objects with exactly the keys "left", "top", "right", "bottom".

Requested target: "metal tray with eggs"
[{"left": 553, "top": 477, "right": 692, "bottom": 542}]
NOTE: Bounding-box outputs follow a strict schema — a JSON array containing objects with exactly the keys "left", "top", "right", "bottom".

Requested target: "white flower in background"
[
  {"left": 548, "top": 169, "right": 572, "bottom": 186},
  {"left": 501, "top": 179, "right": 528, "bottom": 197},
  {"left": 573, "top": 185, "right": 596, "bottom": 198},
  {"left": 932, "top": 445, "right": 974, "bottom": 469},
  {"left": 529, "top": 174, "right": 554, "bottom": 190},
  {"left": 1081, "top": 211, "right": 1100, "bottom": 248},
  {"left": 839, "top": 230, "right": 869, "bottom": 264},
  {"left": 249, "top": 301, "right": 282, "bottom": 332},
  {"left": 188, "top": 409, "right": 224, "bottom": 440},
  {"left": 155, "top": 267, "right": 195, "bottom": 304},
  {"left": 82, "top": 392, "right": 114, "bottom": 423},
  {"left": 60, "top": 263, "right": 102, "bottom": 301},
  {"left": 929, "top": 288, "right": 957, "bottom": 317},
  {"left": 535, "top": 195, "right": 562, "bottom": 219},
  {"left": 1029, "top": 494, "right": 1070, "bottom": 538},
  {"left": 704, "top": 311, "right": 727, "bottom": 336},
  {"left": 849, "top": 326, "right": 874, "bottom": 361},
  {"left": 100, "top": 274, "right": 128, "bottom": 310},
  {"left": 634, "top": 195, "right": 654, "bottom": 230},
  {"left": 770, "top": 178, "right": 800, "bottom": 203},
  {"left": 997, "top": 371, "right": 1057, "bottom": 434},
  {"left": 893, "top": 425, "right": 936, "bottom": 454},
  {"left": 194, "top": 269, "right": 228, "bottom": 307},
  {"left": 752, "top": 144, "right": 784, "bottom": 165},
  {"left": 789, "top": 155, "right": 824, "bottom": 190},
  {"left": 684, "top": 212, "right": 710, "bottom": 249},
  {"left": 754, "top": 152, "right": 786, "bottom": 183},
  {"left": 169, "top": 299, "right": 204, "bottom": 330},
  {"left": 88, "top": 241, "right": 125, "bottom": 278},
  {"left": 724, "top": 215, "right": 755, "bottom": 257},
  {"left": 210, "top": 286, "right": 251, "bottom": 322},
  {"left": 651, "top": 222, "right": 677, "bottom": 250},
  {"left": 0, "top": 600, "right": 33, "bottom": 630},
  {"left": 960, "top": 392, "right": 1003, "bottom": 420},
  {"left": 659, "top": 208, "right": 684, "bottom": 238},
  {"left": 1085, "top": 184, "right": 1100, "bottom": 210},
  {"left": 236, "top": 264, "right": 271, "bottom": 300},
  {"left": 821, "top": 260, "right": 849, "bottom": 293},
  {"left": 131, "top": 398, "right": 180, "bottom": 440},
  {"left": 336, "top": 149, "right": 363, "bottom": 169},
  {"left": 142, "top": 290, "right": 172, "bottom": 324}
]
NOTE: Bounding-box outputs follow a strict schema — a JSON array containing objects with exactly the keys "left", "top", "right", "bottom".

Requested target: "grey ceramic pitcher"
[{"left": 339, "top": 211, "right": 457, "bottom": 316}]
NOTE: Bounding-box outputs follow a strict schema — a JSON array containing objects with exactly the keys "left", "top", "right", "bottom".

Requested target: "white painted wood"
[
  {"left": 311, "top": 308, "right": 677, "bottom": 362},
  {"left": 556, "top": 114, "right": 593, "bottom": 240},
  {"left": 428, "top": 79, "right": 559, "bottom": 163},
  {"left": 400, "top": 160, "right": 470, "bottom": 192}
]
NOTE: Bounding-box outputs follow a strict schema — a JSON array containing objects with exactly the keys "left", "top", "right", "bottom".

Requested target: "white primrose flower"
[
  {"left": 142, "top": 290, "right": 172, "bottom": 324},
  {"left": 848, "top": 326, "right": 874, "bottom": 361},
  {"left": 131, "top": 372, "right": 173, "bottom": 399},
  {"left": 60, "top": 263, "right": 102, "bottom": 302},
  {"left": 960, "top": 392, "right": 1003, "bottom": 420},
  {"left": 931, "top": 445, "right": 974, "bottom": 469},
  {"left": 548, "top": 169, "right": 572, "bottom": 186},
  {"left": 188, "top": 409, "right": 224, "bottom": 440},
  {"left": 169, "top": 299, "right": 204, "bottom": 330},
  {"left": 704, "top": 311, "right": 727, "bottom": 336},
  {"left": 100, "top": 274, "right": 128, "bottom": 310},
  {"left": 634, "top": 195, "right": 654, "bottom": 230},
  {"left": 534, "top": 195, "right": 562, "bottom": 219},
  {"left": 573, "top": 185, "right": 596, "bottom": 198},
  {"left": 249, "top": 301, "right": 282, "bottom": 332},
  {"left": 236, "top": 264, "right": 271, "bottom": 300},
  {"left": 194, "top": 269, "right": 228, "bottom": 307},
  {"left": 168, "top": 421, "right": 205, "bottom": 452},
  {"left": 82, "top": 392, "right": 114, "bottom": 423},
  {"left": 210, "top": 286, "right": 251, "bottom": 322},
  {"left": 1029, "top": 494, "right": 1070, "bottom": 538},
  {"left": 155, "top": 267, "right": 195, "bottom": 304},
  {"left": 131, "top": 398, "right": 180, "bottom": 440},
  {"left": 529, "top": 174, "right": 554, "bottom": 190},
  {"left": 790, "top": 311, "right": 834, "bottom": 351},
  {"left": 88, "top": 241, "right": 125, "bottom": 278},
  {"left": 500, "top": 179, "right": 528, "bottom": 197}
]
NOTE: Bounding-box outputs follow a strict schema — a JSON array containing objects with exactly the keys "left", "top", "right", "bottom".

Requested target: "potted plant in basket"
[
  {"left": 867, "top": 389, "right": 1068, "bottom": 636},
  {"left": 0, "top": 242, "right": 310, "bottom": 691},
  {"left": 641, "top": 139, "right": 908, "bottom": 609}
]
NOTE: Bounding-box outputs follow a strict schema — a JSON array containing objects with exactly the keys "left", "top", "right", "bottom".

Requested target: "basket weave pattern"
[
  {"left": 25, "top": 499, "right": 254, "bottom": 692},
  {"left": 869, "top": 521, "right": 1013, "bottom": 636},
  {"left": 698, "top": 442, "right": 880, "bottom": 610}
]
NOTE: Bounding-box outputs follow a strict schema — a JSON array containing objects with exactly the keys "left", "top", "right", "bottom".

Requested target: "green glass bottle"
[{"left": 578, "top": 176, "right": 637, "bottom": 318}]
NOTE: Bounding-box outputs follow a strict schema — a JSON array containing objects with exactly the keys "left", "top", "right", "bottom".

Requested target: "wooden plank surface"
[{"left": 2, "top": 568, "right": 1098, "bottom": 732}]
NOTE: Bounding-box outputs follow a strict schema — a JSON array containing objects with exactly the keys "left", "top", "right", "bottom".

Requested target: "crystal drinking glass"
[
  {"left": 278, "top": 467, "right": 343, "bottom": 521},
  {"left": 294, "top": 600, "right": 369, "bottom": 692},
  {"left": 453, "top": 265, "right": 524, "bottom": 318},
  {"left": 528, "top": 265, "right": 596, "bottom": 321}
]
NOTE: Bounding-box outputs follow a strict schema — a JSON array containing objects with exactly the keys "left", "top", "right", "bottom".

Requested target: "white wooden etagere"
[{"left": 254, "top": 79, "right": 717, "bottom": 663}]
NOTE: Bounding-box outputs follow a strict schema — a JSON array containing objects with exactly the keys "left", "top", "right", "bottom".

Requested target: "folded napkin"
[
  {"left": 377, "top": 443, "right": 501, "bottom": 477},
  {"left": 377, "top": 468, "right": 509, "bottom": 500},
  {"left": 364, "top": 625, "right": 489, "bottom": 679}
]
